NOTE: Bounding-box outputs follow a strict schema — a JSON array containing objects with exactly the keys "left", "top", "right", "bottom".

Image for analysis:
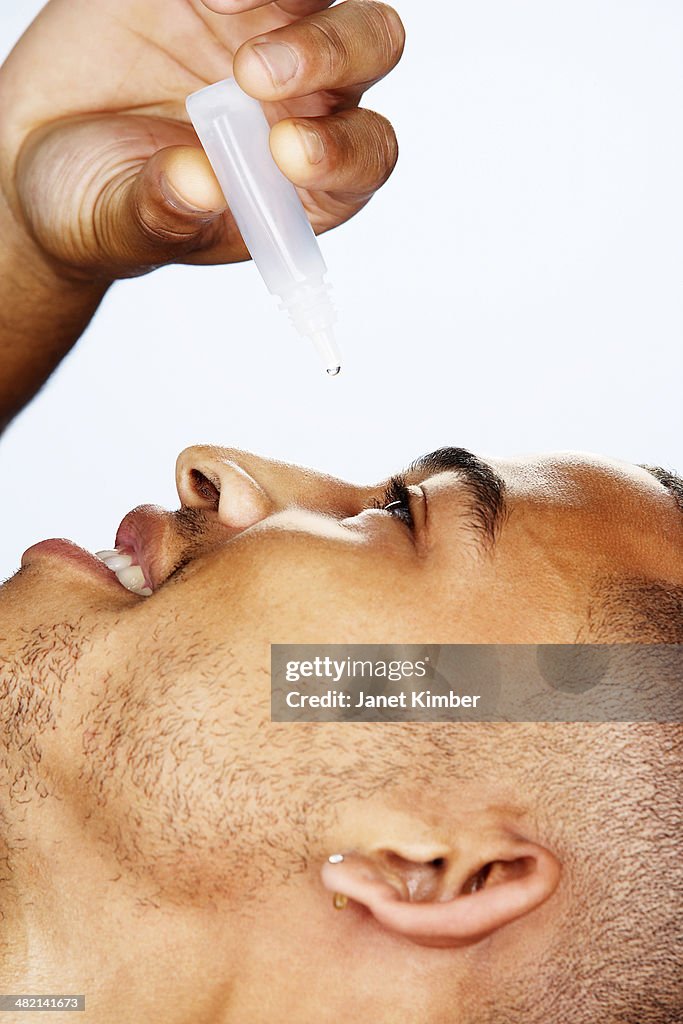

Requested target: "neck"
[{"left": 2, "top": 799, "right": 457, "bottom": 1023}]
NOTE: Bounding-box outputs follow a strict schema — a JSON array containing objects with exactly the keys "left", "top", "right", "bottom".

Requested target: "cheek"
[
  {"left": 231, "top": 526, "right": 430, "bottom": 642},
  {"left": 149, "top": 524, "right": 426, "bottom": 644},
  {"left": 57, "top": 626, "right": 277, "bottom": 904}
]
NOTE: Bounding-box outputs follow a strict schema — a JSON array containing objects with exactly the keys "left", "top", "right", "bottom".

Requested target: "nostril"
[{"left": 189, "top": 469, "right": 220, "bottom": 507}]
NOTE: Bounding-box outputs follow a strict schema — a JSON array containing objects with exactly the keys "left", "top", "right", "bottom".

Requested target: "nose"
[{"left": 175, "top": 445, "right": 362, "bottom": 529}]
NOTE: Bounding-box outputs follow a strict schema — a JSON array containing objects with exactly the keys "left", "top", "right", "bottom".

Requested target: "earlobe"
[{"left": 322, "top": 843, "right": 561, "bottom": 949}]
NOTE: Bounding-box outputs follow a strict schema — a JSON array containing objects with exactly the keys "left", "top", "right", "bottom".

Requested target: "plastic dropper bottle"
[{"left": 186, "top": 79, "right": 341, "bottom": 375}]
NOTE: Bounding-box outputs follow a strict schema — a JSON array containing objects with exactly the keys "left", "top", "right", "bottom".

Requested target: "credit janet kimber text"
[{"left": 285, "top": 690, "right": 481, "bottom": 709}]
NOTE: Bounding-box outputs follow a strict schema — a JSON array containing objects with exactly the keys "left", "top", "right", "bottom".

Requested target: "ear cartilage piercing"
[{"left": 328, "top": 855, "right": 347, "bottom": 908}]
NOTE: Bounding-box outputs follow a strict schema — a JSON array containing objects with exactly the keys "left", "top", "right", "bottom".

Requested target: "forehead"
[
  {"left": 480, "top": 452, "right": 666, "bottom": 502},
  {"left": 400, "top": 449, "right": 667, "bottom": 503},
  {"left": 406, "top": 450, "right": 677, "bottom": 528},
  {"left": 418, "top": 451, "right": 681, "bottom": 582}
]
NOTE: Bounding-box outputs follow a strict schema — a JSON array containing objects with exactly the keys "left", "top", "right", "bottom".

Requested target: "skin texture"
[{"left": 1, "top": 446, "right": 682, "bottom": 1022}]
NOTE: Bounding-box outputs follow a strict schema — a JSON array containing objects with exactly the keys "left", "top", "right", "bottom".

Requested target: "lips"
[
  {"left": 113, "top": 504, "right": 181, "bottom": 593},
  {"left": 22, "top": 505, "right": 204, "bottom": 599},
  {"left": 21, "top": 538, "right": 131, "bottom": 590}
]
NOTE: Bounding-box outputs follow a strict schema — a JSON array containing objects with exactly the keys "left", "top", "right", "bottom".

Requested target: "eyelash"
[{"left": 373, "top": 474, "right": 414, "bottom": 531}]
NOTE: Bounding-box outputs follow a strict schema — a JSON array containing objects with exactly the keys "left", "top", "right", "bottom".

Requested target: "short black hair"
[{"left": 640, "top": 464, "right": 683, "bottom": 514}]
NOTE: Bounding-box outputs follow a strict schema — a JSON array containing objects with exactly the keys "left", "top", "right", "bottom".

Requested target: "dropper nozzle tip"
[{"left": 309, "top": 326, "right": 341, "bottom": 376}]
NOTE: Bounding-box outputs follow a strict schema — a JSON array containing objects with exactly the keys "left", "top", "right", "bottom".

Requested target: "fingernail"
[
  {"left": 161, "top": 171, "right": 224, "bottom": 215},
  {"left": 253, "top": 42, "right": 299, "bottom": 87},
  {"left": 296, "top": 124, "right": 325, "bottom": 165},
  {"left": 161, "top": 178, "right": 208, "bottom": 214}
]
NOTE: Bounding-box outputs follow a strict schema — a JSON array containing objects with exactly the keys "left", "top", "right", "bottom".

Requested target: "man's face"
[
  {"left": 1, "top": 446, "right": 681, "bottom": 1022},
  {"left": 4, "top": 445, "right": 680, "bottom": 649}
]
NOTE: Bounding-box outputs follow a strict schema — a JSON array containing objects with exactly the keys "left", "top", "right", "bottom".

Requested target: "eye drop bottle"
[{"left": 186, "top": 78, "right": 341, "bottom": 375}]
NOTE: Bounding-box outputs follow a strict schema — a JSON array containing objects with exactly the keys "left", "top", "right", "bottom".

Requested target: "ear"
[{"left": 321, "top": 841, "right": 561, "bottom": 949}]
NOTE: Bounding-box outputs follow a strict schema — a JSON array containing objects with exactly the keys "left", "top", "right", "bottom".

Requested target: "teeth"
[
  {"left": 96, "top": 551, "right": 133, "bottom": 571},
  {"left": 95, "top": 547, "right": 152, "bottom": 597},
  {"left": 117, "top": 564, "right": 146, "bottom": 591}
]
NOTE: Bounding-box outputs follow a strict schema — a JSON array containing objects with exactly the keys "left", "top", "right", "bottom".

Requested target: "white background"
[{"left": 1, "top": 1, "right": 682, "bottom": 577}]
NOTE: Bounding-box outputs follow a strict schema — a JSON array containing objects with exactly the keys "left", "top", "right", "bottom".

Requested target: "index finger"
[
  {"left": 233, "top": 1, "right": 406, "bottom": 101},
  {"left": 201, "top": 0, "right": 334, "bottom": 14}
]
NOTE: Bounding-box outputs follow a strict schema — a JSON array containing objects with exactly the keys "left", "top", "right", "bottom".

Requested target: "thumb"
[
  {"left": 16, "top": 117, "right": 240, "bottom": 277},
  {"left": 113, "top": 145, "right": 228, "bottom": 270},
  {"left": 158, "top": 146, "right": 227, "bottom": 216}
]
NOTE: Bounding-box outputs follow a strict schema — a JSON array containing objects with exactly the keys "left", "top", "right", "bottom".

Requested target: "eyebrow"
[
  {"left": 393, "top": 456, "right": 682, "bottom": 550},
  {"left": 406, "top": 447, "right": 508, "bottom": 548}
]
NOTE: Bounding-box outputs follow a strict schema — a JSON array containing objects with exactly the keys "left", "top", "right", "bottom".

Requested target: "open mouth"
[
  {"left": 94, "top": 503, "right": 182, "bottom": 597},
  {"left": 95, "top": 548, "right": 153, "bottom": 597},
  {"left": 22, "top": 505, "right": 198, "bottom": 600}
]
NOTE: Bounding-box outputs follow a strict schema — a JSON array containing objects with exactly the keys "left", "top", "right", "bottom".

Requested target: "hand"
[{"left": 0, "top": 0, "right": 404, "bottom": 282}]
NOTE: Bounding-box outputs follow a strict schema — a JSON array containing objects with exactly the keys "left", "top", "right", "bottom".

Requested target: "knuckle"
[
  {"left": 133, "top": 193, "right": 179, "bottom": 247},
  {"left": 327, "top": 109, "right": 398, "bottom": 192},
  {"left": 132, "top": 186, "right": 199, "bottom": 253},
  {"left": 353, "top": 1, "right": 405, "bottom": 66},
  {"left": 307, "top": 18, "right": 354, "bottom": 79},
  {"left": 366, "top": 111, "right": 399, "bottom": 183},
  {"left": 307, "top": 1, "right": 405, "bottom": 80}
]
